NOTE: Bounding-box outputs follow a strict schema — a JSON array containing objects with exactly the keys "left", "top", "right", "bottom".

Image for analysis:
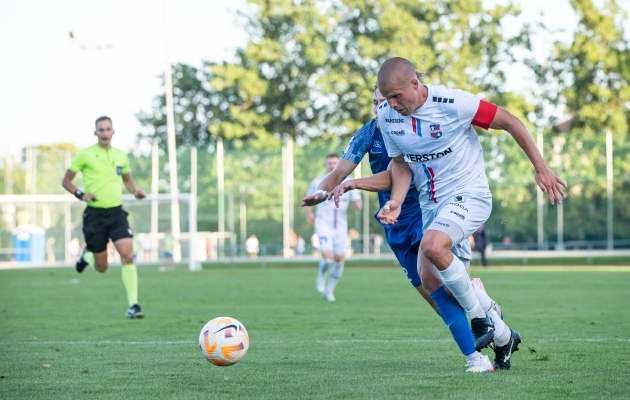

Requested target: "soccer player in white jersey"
[
  {"left": 305, "top": 154, "right": 363, "bottom": 301},
  {"left": 376, "top": 57, "right": 567, "bottom": 361}
]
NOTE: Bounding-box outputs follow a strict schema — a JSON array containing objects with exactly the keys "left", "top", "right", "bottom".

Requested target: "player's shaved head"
[
  {"left": 377, "top": 57, "right": 417, "bottom": 91},
  {"left": 376, "top": 58, "right": 427, "bottom": 116}
]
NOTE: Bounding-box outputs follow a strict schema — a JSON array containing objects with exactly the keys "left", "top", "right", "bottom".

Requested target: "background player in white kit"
[
  {"left": 305, "top": 154, "right": 362, "bottom": 301},
  {"left": 377, "top": 57, "right": 567, "bottom": 358}
]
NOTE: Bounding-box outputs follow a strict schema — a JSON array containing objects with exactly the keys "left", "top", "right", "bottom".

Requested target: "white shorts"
[
  {"left": 422, "top": 192, "right": 492, "bottom": 250},
  {"left": 316, "top": 230, "right": 347, "bottom": 256}
]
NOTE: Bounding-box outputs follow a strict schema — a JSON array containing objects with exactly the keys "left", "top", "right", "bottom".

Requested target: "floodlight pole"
[
  {"left": 161, "top": 0, "right": 181, "bottom": 262},
  {"left": 165, "top": 62, "right": 182, "bottom": 262}
]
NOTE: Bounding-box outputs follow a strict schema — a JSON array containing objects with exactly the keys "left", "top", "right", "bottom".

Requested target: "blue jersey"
[{"left": 341, "top": 119, "right": 422, "bottom": 229}]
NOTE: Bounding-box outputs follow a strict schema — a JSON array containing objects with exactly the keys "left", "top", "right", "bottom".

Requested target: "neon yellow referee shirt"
[{"left": 69, "top": 144, "right": 131, "bottom": 209}]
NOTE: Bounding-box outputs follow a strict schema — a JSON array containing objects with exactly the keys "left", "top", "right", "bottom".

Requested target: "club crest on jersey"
[{"left": 429, "top": 124, "right": 443, "bottom": 139}]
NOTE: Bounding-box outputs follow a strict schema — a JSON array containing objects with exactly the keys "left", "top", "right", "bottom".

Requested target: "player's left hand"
[
  {"left": 134, "top": 189, "right": 146, "bottom": 199},
  {"left": 535, "top": 166, "right": 567, "bottom": 205},
  {"left": 330, "top": 180, "right": 357, "bottom": 208},
  {"left": 377, "top": 200, "right": 401, "bottom": 225}
]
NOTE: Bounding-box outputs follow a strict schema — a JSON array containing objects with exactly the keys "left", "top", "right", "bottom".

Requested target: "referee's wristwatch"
[{"left": 74, "top": 190, "right": 84, "bottom": 200}]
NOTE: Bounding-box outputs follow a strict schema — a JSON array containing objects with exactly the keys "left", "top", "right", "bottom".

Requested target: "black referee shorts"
[{"left": 82, "top": 205, "right": 133, "bottom": 253}]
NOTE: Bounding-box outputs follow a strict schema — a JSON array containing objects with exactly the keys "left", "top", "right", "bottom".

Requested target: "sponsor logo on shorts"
[
  {"left": 453, "top": 195, "right": 465, "bottom": 203},
  {"left": 447, "top": 202, "right": 469, "bottom": 212},
  {"left": 450, "top": 210, "right": 465, "bottom": 220}
]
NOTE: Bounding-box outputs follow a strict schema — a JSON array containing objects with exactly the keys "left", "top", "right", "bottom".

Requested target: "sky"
[{"left": 0, "top": 0, "right": 625, "bottom": 157}]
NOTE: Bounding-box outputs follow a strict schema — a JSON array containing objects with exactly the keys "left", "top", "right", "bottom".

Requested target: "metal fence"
[{"left": 1, "top": 131, "right": 629, "bottom": 263}]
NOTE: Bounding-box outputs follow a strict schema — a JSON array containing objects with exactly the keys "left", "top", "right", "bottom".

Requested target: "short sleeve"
[
  {"left": 122, "top": 153, "right": 131, "bottom": 174},
  {"left": 377, "top": 104, "right": 403, "bottom": 158},
  {"left": 69, "top": 150, "right": 85, "bottom": 173},
  {"left": 455, "top": 89, "right": 498, "bottom": 130},
  {"left": 342, "top": 120, "right": 376, "bottom": 164}
]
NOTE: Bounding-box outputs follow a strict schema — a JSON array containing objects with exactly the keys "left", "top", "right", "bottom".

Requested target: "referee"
[{"left": 62, "top": 116, "right": 147, "bottom": 319}]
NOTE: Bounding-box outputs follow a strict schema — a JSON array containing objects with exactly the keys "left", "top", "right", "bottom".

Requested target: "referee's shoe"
[
  {"left": 76, "top": 247, "right": 90, "bottom": 273},
  {"left": 126, "top": 304, "right": 145, "bottom": 319}
]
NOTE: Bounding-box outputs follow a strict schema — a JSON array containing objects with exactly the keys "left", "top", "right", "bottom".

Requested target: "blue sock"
[{"left": 431, "top": 285, "right": 476, "bottom": 356}]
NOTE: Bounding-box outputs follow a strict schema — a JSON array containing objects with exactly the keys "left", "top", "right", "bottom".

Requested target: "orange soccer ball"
[{"left": 199, "top": 316, "right": 250, "bottom": 366}]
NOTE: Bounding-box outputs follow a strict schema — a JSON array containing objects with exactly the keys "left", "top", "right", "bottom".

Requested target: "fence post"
[{"left": 606, "top": 131, "right": 614, "bottom": 250}]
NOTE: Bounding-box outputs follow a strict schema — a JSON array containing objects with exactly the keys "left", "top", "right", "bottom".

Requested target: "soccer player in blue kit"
[{"left": 302, "top": 82, "right": 514, "bottom": 372}]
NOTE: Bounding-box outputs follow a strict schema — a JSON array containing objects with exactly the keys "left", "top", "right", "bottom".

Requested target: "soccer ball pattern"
[{"left": 199, "top": 316, "right": 250, "bottom": 366}]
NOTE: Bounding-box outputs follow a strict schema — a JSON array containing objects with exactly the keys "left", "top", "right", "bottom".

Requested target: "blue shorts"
[
  {"left": 164, "top": 252, "right": 173, "bottom": 258},
  {"left": 384, "top": 221, "right": 424, "bottom": 288}
]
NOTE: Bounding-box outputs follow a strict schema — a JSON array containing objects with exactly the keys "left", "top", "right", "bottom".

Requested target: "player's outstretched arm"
[
  {"left": 489, "top": 107, "right": 567, "bottom": 205},
  {"left": 300, "top": 159, "right": 358, "bottom": 207},
  {"left": 123, "top": 173, "right": 146, "bottom": 199},
  {"left": 377, "top": 155, "right": 411, "bottom": 225},
  {"left": 330, "top": 170, "right": 392, "bottom": 207}
]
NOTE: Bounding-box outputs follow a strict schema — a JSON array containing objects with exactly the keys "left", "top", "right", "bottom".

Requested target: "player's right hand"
[
  {"left": 301, "top": 190, "right": 328, "bottom": 207},
  {"left": 83, "top": 192, "right": 97, "bottom": 202},
  {"left": 377, "top": 200, "right": 401, "bottom": 225}
]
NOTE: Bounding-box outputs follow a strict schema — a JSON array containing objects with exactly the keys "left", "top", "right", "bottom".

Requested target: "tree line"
[{"left": 2, "top": 0, "right": 629, "bottom": 247}]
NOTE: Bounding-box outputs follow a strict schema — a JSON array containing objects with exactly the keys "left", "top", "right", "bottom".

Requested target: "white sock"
[
  {"left": 438, "top": 257, "right": 485, "bottom": 320},
  {"left": 465, "top": 351, "right": 483, "bottom": 362},
  {"left": 488, "top": 308, "right": 510, "bottom": 347},
  {"left": 471, "top": 279, "right": 511, "bottom": 347},
  {"left": 318, "top": 259, "right": 332, "bottom": 278},
  {"left": 325, "top": 262, "right": 344, "bottom": 294}
]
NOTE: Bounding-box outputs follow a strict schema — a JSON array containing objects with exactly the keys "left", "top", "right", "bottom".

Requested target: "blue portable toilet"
[{"left": 13, "top": 224, "right": 45, "bottom": 262}]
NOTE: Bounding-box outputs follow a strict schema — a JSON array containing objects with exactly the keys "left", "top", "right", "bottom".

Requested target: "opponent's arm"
[
  {"left": 329, "top": 170, "right": 391, "bottom": 208},
  {"left": 377, "top": 155, "right": 411, "bottom": 225},
  {"left": 490, "top": 107, "right": 567, "bottom": 205},
  {"left": 301, "top": 158, "right": 358, "bottom": 207},
  {"left": 122, "top": 173, "right": 146, "bottom": 199}
]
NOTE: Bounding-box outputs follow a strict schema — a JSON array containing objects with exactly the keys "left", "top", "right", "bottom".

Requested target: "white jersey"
[
  {"left": 307, "top": 175, "right": 361, "bottom": 232},
  {"left": 378, "top": 85, "right": 497, "bottom": 210}
]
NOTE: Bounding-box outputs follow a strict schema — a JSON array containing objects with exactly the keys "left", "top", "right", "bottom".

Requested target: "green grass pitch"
[{"left": 1, "top": 264, "right": 629, "bottom": 399}]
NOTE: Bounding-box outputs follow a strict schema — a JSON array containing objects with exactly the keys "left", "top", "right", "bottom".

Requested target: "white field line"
[{"left": 2, "top": 338, "right": 629, "bottom": 346}]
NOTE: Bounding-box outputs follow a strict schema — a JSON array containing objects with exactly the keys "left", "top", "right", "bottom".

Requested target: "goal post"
[{"left": 0, "top": 193, "right": 200, "bottom": 271}]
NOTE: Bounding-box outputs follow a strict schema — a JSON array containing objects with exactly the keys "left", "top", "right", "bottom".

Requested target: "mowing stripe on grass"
[{"left": 4, "top": 338, "right": 629, "bottom": 346}]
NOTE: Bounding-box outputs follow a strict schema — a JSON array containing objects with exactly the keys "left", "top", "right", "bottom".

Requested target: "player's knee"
[
  {"left": 420, "top": 239, "right": 444, "bottom": 261},
  {"left": 95, "top": 263, "right": 108, "bottom": 273},
  {"left": 120, "top": 254, "right": 134, "bottom": 264}
]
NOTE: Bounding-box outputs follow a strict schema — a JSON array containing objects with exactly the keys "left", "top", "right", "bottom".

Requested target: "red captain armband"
[{"left": 471, "top": 100, "right": 498, "bottom": 130}]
